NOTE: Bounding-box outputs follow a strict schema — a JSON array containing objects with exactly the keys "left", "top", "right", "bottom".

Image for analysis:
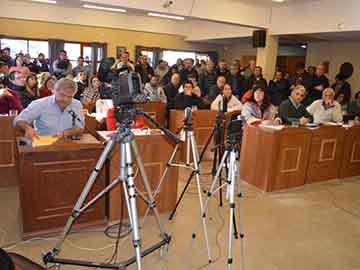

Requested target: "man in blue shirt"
[{"left": 14, "top": 78, "right": 84, "bottom": 139}]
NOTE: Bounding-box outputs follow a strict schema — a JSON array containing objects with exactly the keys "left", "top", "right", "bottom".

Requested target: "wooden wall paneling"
[{"left": 306, "top": 126, "right": 345, "bottom": 183}]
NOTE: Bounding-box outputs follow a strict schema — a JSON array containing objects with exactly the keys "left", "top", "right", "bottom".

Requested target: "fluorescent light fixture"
[
  {"left": 148, "top": 12, "right": 185, "bottom": 21},
  {"left": 32, "top": 0, "right": 57, "bottom": 4},
  {"left": 83, "top": 4, "right": 126, "bottom": 13},
  {"left": 301, "top": 44, "right": 307, "bottom": 49},
  {"left": 273, "top": 0, "right": 285, "bottom": 2}
]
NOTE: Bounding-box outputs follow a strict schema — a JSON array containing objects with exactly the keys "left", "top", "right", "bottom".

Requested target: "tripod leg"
[
  {"left": 190, "top": 132, "right": 212, "bottom": 263},
  {"left": 130, "top": 140, "right": 167, "bottom": 236},
  {"left": 48, "top": 137, "right": 116, "bottom": 256},
  {"left": 227, "top": 150, "right": 237, "bottom": 270},
  {"left": 186, "top": 131, "right": 191, "bottom": 165},
  {"left": 236, "top": 154, "right": 246, "bottom": 270},
  {"left": 124, "top": 142, "right": 142, "bottom": 270}
]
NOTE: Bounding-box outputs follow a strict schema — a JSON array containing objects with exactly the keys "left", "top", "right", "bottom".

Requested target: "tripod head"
[
  {"left": 183, "top": 107, "right": 193, "bottom": 131},
  {"left": 226, "top": 117, "right": 244, "bottom": 149}
]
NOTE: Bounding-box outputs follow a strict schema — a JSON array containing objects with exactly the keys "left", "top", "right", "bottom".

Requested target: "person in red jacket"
[
  {"left": 0, "top": 80, "right": 23, "bottom": 115},
  {"left": 39, "top": 76, "right": 56, "bottom": 97}
]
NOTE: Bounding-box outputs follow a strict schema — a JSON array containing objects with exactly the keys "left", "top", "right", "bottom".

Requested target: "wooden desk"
[
  {"left": 17, "top": 134, "right": 106, "bottom": 239},
  {"left": 340, "top": 125, "right": 360, "bottom": 178},
  {"left": 306, "top": 126, "right": 345, "bottom": 183},
  {"left": 97, "top": 132, "right": 178, "bottom": 222},
  {"left": 0, "top": 116, "right": 17, "bottom": 187},
  {"left": 169, "top": 110, "right": 217, "bottom": 160},
  {"left": 136, "top": 102, "right": 166, "bottom": 127},
  {"left": 240, "top": 126, "right": 312, "bottom": 192}
]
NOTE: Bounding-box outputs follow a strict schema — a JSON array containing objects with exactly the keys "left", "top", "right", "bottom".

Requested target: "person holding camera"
[{"left": 52, "top": 50, "right": 72, "bottom": 79}]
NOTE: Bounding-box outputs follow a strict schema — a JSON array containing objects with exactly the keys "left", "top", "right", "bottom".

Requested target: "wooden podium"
[
  {"left": 240, "top": 126, "right": 312, "bottom": 192},
  {"left": 17, "top": 134, "right": 106, "bottom": 239},
  {"left": 340, "top": 125, "right": 360, "bottom": 178},
  {"left": 0, "top": 116, "right": 18, "bottom": 187}
]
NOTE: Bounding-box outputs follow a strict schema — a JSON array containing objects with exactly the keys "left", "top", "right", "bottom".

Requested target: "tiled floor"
[{"left": 1, "top": 162, "right": 360, "bottom": 270}]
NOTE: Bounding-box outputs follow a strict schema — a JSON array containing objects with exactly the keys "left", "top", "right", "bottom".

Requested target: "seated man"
[
  {"left": 144, "top": 75, "right": 167, "bottom": 102},
  {"left": 14, "top": 78, "right": 84, "bottom": 139},
  {"left": 211, "top": 83, "right": 242, "bottom": 112},
  {"left": 174, "top": 80, "right": 209, "bottom": 110},
  {"left": 306, "top": 88, "right": 343, "bottom": 124},
  {"left": 277, "top": 85, "right": 313, "bottom": 125},
  {"left": 208, "top": 76, "right": 226, "bottom": 101},
  {"left": 347, "top": 91, "right": 360, "bottom": 116}
]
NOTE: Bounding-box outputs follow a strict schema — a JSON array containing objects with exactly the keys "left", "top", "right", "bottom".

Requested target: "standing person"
[
  {"left": 176, "top": 58, "right": 184, "bottom": 71},
  {"left": 34, "top": 53, "right": 50, "bottom": 73},
  {"left": 289, "top": 62, "right": 313, "bottom": 93},
  {"left": 24, "top": 54, "right": 40, "bottom": 74},
  {"left": 161, "top": 65, "right": 178, "bottom": 86},
  {"left": 199, "top": 60, "right": 218, "bottom": 97},
  {"left": 226, "top": 64, "right": 249, "bottom": 99},
  {"left": 154, "top": 60, "right": 169, "bottom": 83},
  {"left": 242, "top": 59, "right": 256, "bottom": 79},
  {"left": 52, "top": 50, "right": 72, "bottom": 79},
  {"left": 21, "top": 73, "right": 39, "bottom": 108},
  {"left": 135, "top": 56, "right": 154, "bottom": 84},
  {"left": 72, "top": 56, "right": 86, "bottom": 78},
  {"left": 332, "top": 74, "right": 351, "bottom": 108},
  {"left": 242, "top": 85, "right": 275, "bottom": 125},
  {"left": 116, "top": 51, "right": 135, "bottom": 71},
  {"left": 307, "top": 64, "right": 329, "bottom": 105},
  {"left": 267, "top": 71, "right": 290, "bottom": 106},
  {"left": 216, "top": 59, "right": 229, "bottom": 78},
  {"left": 0, "top": 47, "right": 15, "bottom": 67},
  {"left": 163, "top": 73, "right": 181, "bottom": 109},
  {"left": 179, "top": 58, "right": 198, "bottom": 84},
  {"left": 248, "top": 66, "right": 267, "bottom": 89}
]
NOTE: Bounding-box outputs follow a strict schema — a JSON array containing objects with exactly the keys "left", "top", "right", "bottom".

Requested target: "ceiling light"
[
  {"left": 148, "top": 12, "right": 185, "bottom": 21},
  {"left": 301, "top": 44, "right": 307, "bottom": 49},
  {"left": 272, "top": 0, "right": 285, "bottom": 2},
  {"left": 83, "top": 4, "right": 126, "bottom": 13},
  {"left": 32, "top": 0, "right": 57, "bottom": 4}
]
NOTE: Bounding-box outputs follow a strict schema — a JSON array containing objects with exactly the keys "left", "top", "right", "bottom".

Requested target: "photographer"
[{"left": 52, "top": 50, "right": 72, "bottom": 79}]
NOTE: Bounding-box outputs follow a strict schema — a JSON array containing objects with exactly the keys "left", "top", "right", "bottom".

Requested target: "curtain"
[
  {"left": 90, "top": 42, "right": 107, "bottom": 74},
  {"left": 48, "top": 39, "right": 64, "bottom": 71},
  {"left": 153, "top": 47, "right": 161, "bottom": 68}
]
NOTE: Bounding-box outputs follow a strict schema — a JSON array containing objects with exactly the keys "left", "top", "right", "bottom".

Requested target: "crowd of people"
[{"left": 1, "top": 45, "right": 360, "bottom": 138}]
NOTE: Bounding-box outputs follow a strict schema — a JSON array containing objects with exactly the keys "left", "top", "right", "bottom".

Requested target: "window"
[
  {"left": 64, "top": 42, "right": 81, "bottom": 67},
  {"left": 0, "top": 38, "right": 49, "bottom": 58},
  {"left": 162, "top": 50, "right": 196, "bottom": 66}
]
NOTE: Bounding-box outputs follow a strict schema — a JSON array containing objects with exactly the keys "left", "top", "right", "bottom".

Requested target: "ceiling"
[{"left": 232, "top": 0, "right": 320, "bottom": 6}]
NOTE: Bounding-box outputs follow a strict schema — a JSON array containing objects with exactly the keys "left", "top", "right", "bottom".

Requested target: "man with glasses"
[
  {"left": 14, "top": 78, "right": 84, "bottom": 139},
  {"left": 276, "top": 85, "right": 313, "bottom": 125}
]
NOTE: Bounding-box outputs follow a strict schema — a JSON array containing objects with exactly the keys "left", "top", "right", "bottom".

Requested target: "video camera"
[{"left": 98, "top": 57, "right": 148, "bottom": 106}]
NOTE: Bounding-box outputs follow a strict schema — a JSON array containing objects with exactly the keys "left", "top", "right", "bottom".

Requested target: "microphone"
[{"left": 68, "top": 109, "right": 85, "bottom": 128}]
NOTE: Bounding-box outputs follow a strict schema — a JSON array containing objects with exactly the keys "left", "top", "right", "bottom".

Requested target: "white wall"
[
  {"left": 306, "top": 42, "right": 360, "bottom": 96},
  {"left": 221, "top": 43, "right": 256, "bottom": 63}
]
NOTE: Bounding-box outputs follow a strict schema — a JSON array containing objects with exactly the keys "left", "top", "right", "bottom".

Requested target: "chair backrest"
[{"left": 8, "top": 252, "right": 45, "bottom": 270}]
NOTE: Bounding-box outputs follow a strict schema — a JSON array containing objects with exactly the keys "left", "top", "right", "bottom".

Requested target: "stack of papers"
[
  {"left": 32, "top": 136, "right": 58, "bottom": 147},
  {"left": 259, "top": 124, "right": 285, "bottom": 130}
]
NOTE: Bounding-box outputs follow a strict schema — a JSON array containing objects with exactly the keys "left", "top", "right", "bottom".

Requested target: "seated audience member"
[
  {"left": 180, "top": 58, "right": 198, "bottom": 84},
  {"left": 208, "top": 76, "right": 226, "bottom": 101},
  {"left": 347, "top": 91, "right": 360, "bottom": 116},
  {"left": 144, "top": 75, "right": 167, "bottom": 102},
  {"left": 82, "top": 75, "right": 101, "bottom": 109},
  {"left": 10, "top": 55, "right": 30, "bottom": 76},
  {"left": 21, "top": 73, "right": 39, "bottom": 108},
  {"left": 306, "top": 88, "right": 343, "bottom": 124},
  {"left": 332, "top": 74, "right": 351, "bottom": 107},
  {"left": 0, "top": 79, "right": 23, "bottom": 114},
  {"left": 289, "top": 62, "right": 312, "bottom": 93},
  {"left": 38, "top": 72, "right": 51, "bottom": 88},
  {"left": 52, "top": 50, "right": 72, "bottom": 79},
  {"left": 249, "top": 66, "right": 267, "bottom": 89},
  {"left": 24, "top": 54, "right": 40, "bottom": 74},
  {"left": 116, "top": 51, "right": 135, "bottom": 71},
  {"left": 73, "top": 70, "right": 88, "bottom": 101},
  {"left": 211, "top": 83, "right": 242, "bottom": 112},
  {"left": 39, "top": 76, "right": 56, "bottom": 97},
  {"left": 14, "top": 78, "right": 84, "bottom": 139},
  {"left": 242, "top": 85, "right": 275, "bottom": 125},
  {"left": 0, "top": 61, "right": 10, "bottom": 86},
  {"left": 216, "top": 59, "right": 229, "bottom": 78},
  {"left": 267, "top": 71, "right": 290, "bottom": 106},
  {"left": 7, "top": 71, "right": 26, "bottom": 93},
  {"left": 277, "top": 85, "right": 313, "bottom": 125},
  {"left": 199, "top": 60, "right": 218, "bottom": 97},
  {"left": 34, "top": 53, "right": 50, "bottom": 73},
  {"left": 163, "top": 73, "right": 181, "bottom": 109},
  {"left": 226, "top": 64, "right": 249, "bottom": 99},
  {"left": 0, "top": 47, "right": 15, "bottom": 67},
  {"left": 174, "top": 80, "right": 210, "bottom": 110},
  {"left": 307, "top": 64, "right": 329, "bottom": 105}
]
